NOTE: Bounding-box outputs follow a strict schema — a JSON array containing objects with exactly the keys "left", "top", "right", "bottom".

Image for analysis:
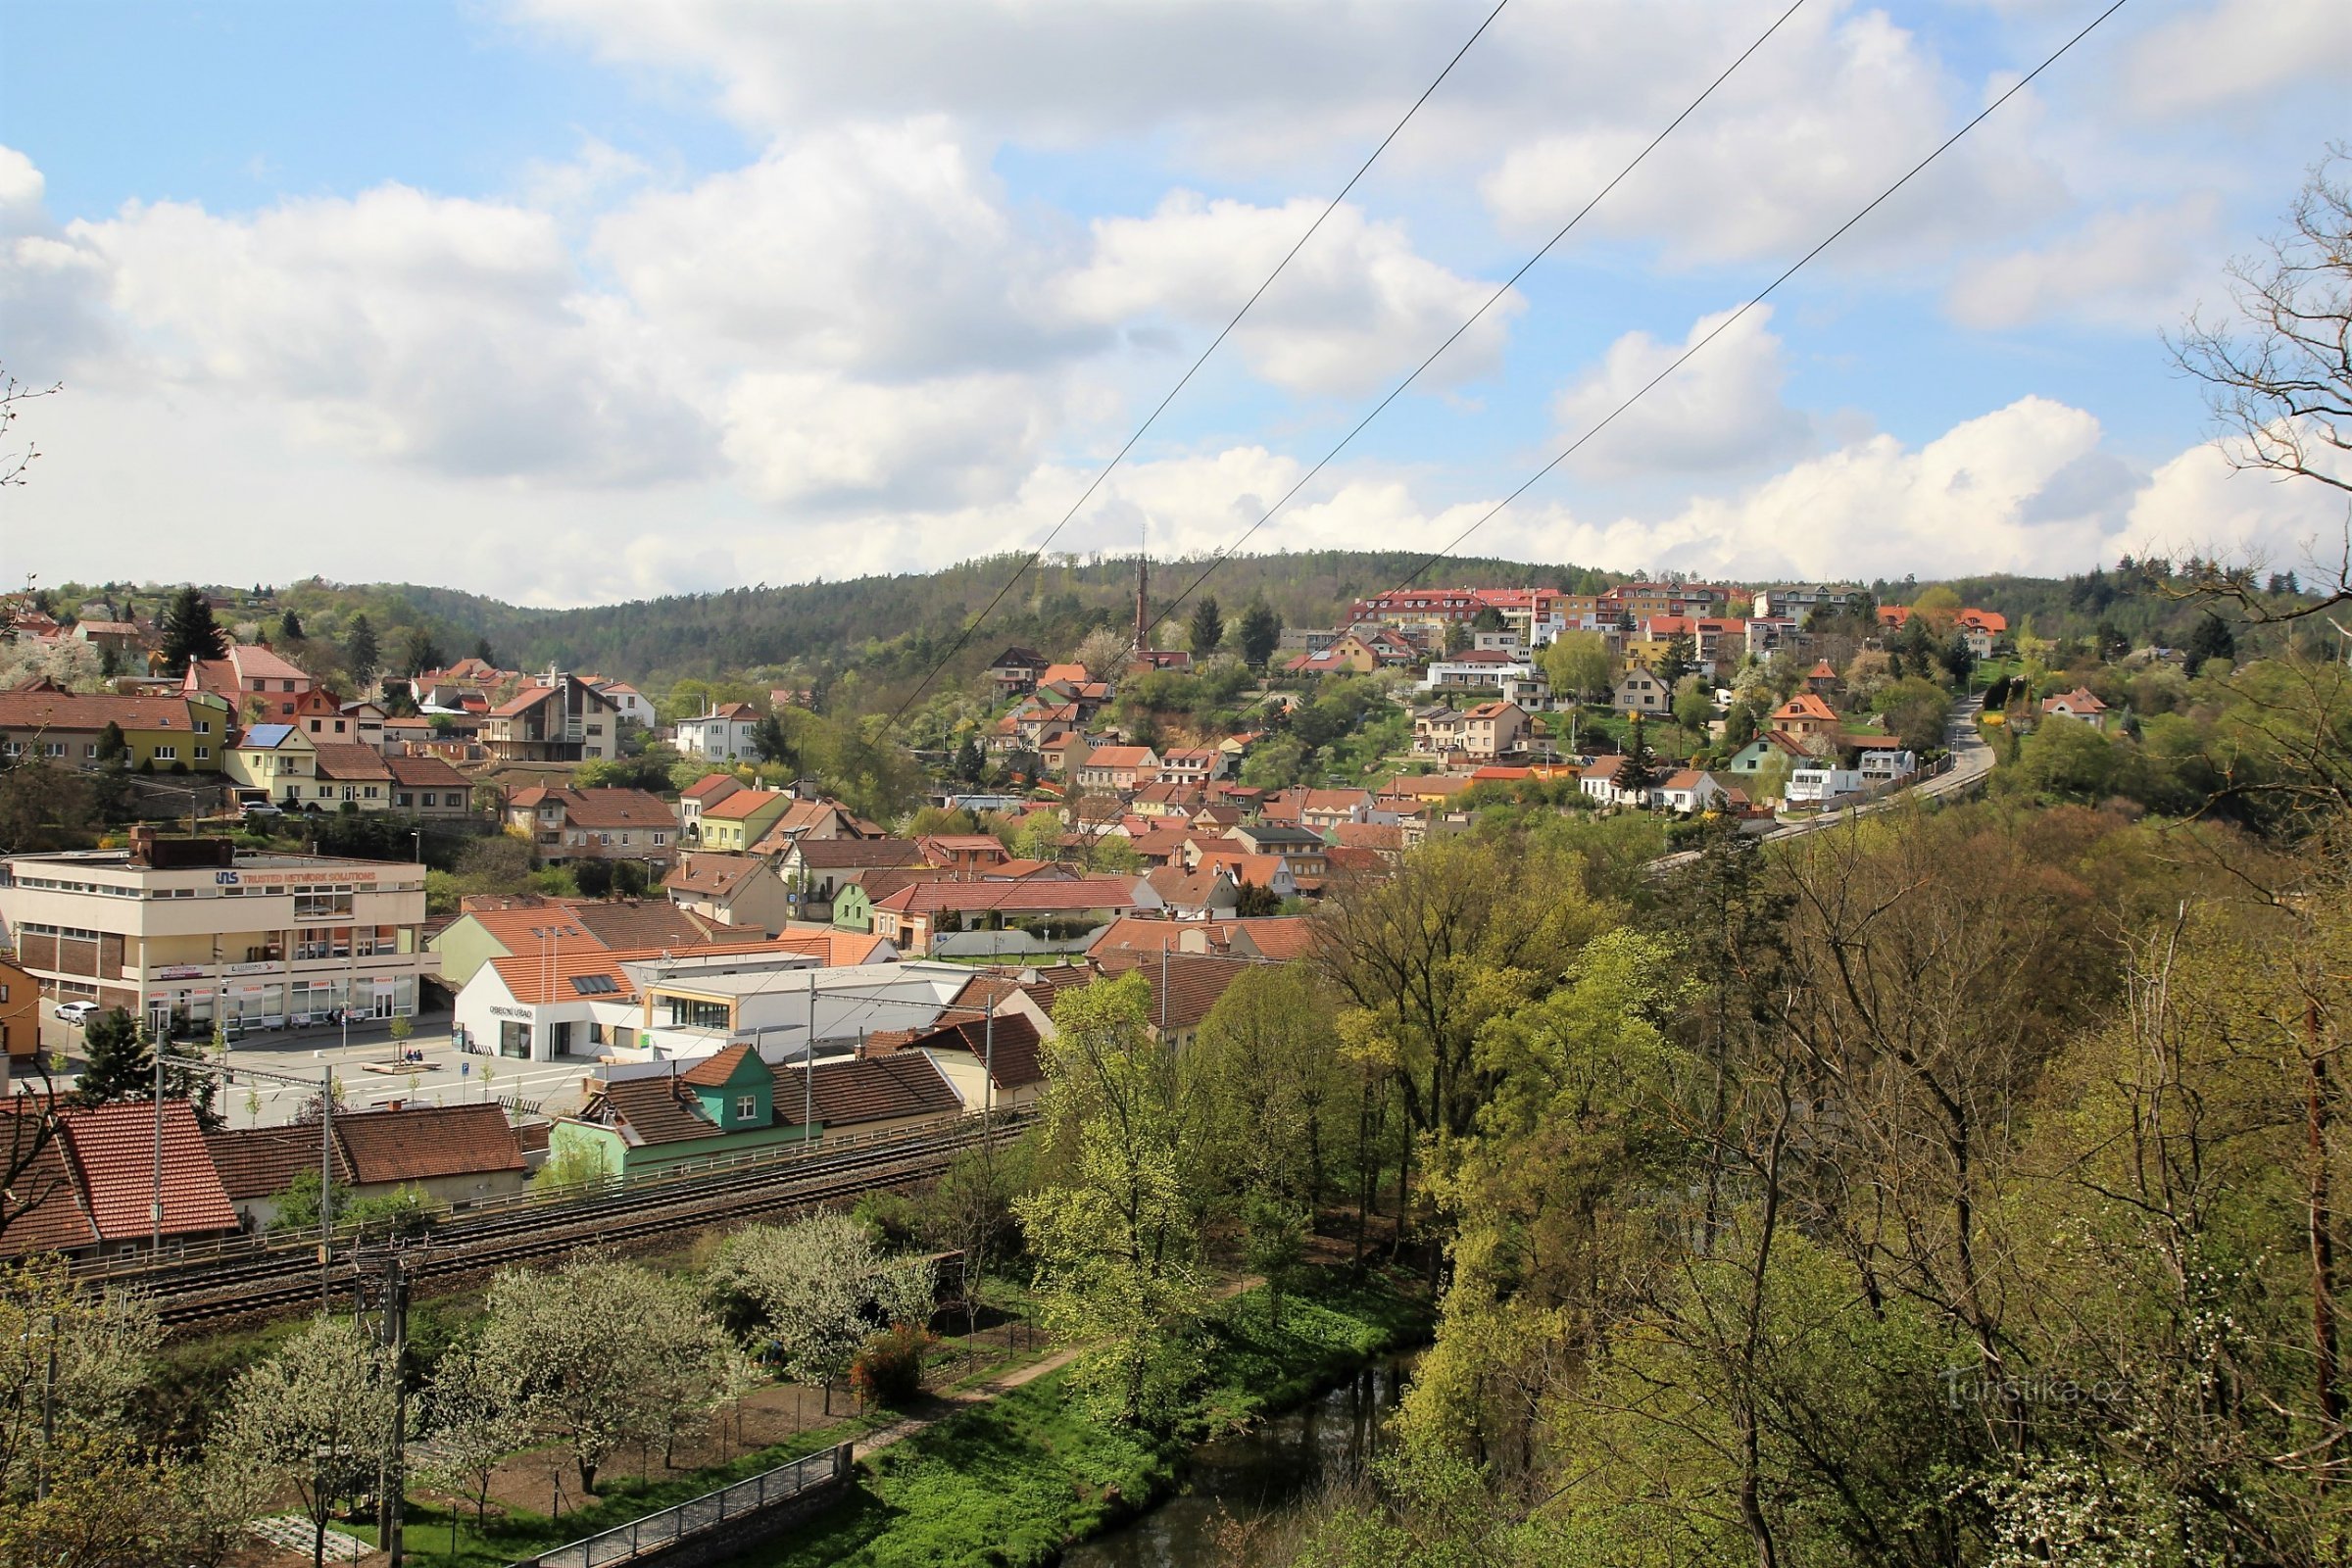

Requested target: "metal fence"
[{"left": 528, "top": 1444, "right": 850, "bottom": 1568}]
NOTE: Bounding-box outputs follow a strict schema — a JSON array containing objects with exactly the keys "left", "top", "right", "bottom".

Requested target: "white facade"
[
  {"left": 0, "top": 846, "right": 432, "bottom": 1035},
  {"left": 1859, "top": 748, "right": 1918, "bottom": 783},
  {"left": 1787, "top": 767, "right": 1866, "bottom": 805},
  {"left": 597, "top": 683, "right": 658, "bottom": 728},
  {"left": 675, "top": 707, "right": 763, "bottom": 762}
]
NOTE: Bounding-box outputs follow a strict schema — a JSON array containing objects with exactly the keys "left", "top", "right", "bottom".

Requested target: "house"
[
  {"left": 695, "top": 789, "right": 793, "bottom": 853},
  {"left": 1460, "top": 701, "right": 1527, "bottom": 761},
  {"left": 830, "top": 868, "right": 956, "bottom": 935},
  {"left": 1, "top": 1101, "right": 240, "bottom": 1260},
  {"left": 1085, "top": 915, "right": 1315, "bottom": 962},
  {"left": 386, "top": 754, "right": 475, "bottom": 816},
  {"left": 1856, "top": 743, "right": 1919, "bottom": 784},
  {"left": 0, "top": 956, "right": 34, "bottom": 1073},
  {"left": 1804, "top": 660, "right": 1840, "bottom": 696},
  {"left": 591, "top": 679, "right": 658, "bottom": 728},
  {"left": 503, "top": 787, "right": 676, "bottom": 866},
  {"left": 1788, "top": 766, "right": 1867, "bottom": 805},
  {"left": 1154, "top": 747, "right": 1223, "bottom": 785},
  {"left": 1412, "top": 706, "right": 1469, "bottom": 759},
  {"left": 1128, "top": 781, "right": 1201, "bottom": 818},
  {"left": 1655, "top": 769, "right": 1729, "bottom": 814},
  {"left": 986, "top": 647, "right": 1049, "bottom": 696},
  {"left": 778, "top": 838, "right": 932, "bottom": 921},
  {"left": 676, "top": 772, "right": 743, "bottom": 838},
  {"left": 905, "top": 1011, "right": 1050, "bottom": 1113},
  {"left": 1419, "top": 652, "right": 1540, "bottom": 692},
  {"left": 310, "top": 743, "right": 396, "bottom": 810},
  {"left": 183, "top": 643, "right": 315, "bottom": 721},
  {"left": 1076, "top": 746, "right": 1159, "bottom": 791},
  {"left": 917, "top": 835, "right": 1010, "bottom": 876},
  {"left": 206, "top": 1102, "right": 526, "bottom": 1231},
  {"left": 481, "top": 674, "right": 619, "bottom": 763},
  {"left": 1613, "top": 669, "right": 1670, "bottom": 715},
  {"left": 1283, "top": 627, "right": 1418, "bottom": 676},
  {"left": 1295, "top": 788, "right": 1376, "bottom": 833},
  {"left": 1751, "top": 585, "right": 1863, "bottom": 620},
  {"left": 1220, "top": 823, "right": 1330, "bottom": 871},
  {"left": 427, "top": 895, "right": 765, "bottom": 989},
  {"left": 1145, "top": 864, "right": 1241, "bottom": 919},
  {"left": 2041, "top": 688, "right": 2108, "bottom": 725},
  {"left": 1956, "top": 609, "right": 2009, "bottom": 660},
  {"left": 663, "top": 852, "right": 799, "bottom": 935},
  {"left": 1579, "top": 755, "right": 1634, "bottom": 807},
  {"left": 1769, "top": 692, "right": 1841, "bottom": 742},
  {"left": 0, "top": 691, "right": 223, "bottom": 772},
  {"left": 1190, "top": 852, "right": 1300, "bottom": 902},
  {"left": 550, "top": 1046, "right": 959, "bottom": 1176},
  {"left": 1097, "top": 952, "right": 1262, "bottom": 1051},
  {"left": 222, "top": 723, "right": 318, "bottom": 806},
  {"left": 866, "top": 877, "right": 1151, "bottom": 955},
  {"left": 1726, "top": 730, "right": 1821, "bottom": 774},
  {"left": 748, "top": 797, "right": 886, "bottom": 855},
  {"left": 1036, "top": 732, "right": 1091, "bottom": 779},
  {"left": 675, "top": 703, "right": 764, "bottom": 763},
  {"left": 340, "top": 701, "right": 389, "bottom": 753},
  {"left": 72, "top": 620, "right": 144, "bottom": 658},
  {"left": 1745, "top": 617, "right": 1800, "bottom": 659}
]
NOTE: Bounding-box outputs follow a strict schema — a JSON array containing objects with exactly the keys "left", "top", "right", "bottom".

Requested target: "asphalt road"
[{"left": 1647, "top": 695, "right": 1995, "bottom": 875}]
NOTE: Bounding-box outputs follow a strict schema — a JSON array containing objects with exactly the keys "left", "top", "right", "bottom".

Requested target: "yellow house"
[
  {"left": 695, "top": 788, "right": 793, "bottom": 852},
  {"left": 0, "top": 691, "right": 228, "bottom": 773},
  {"left": 222, "top": 723, "right": 319, "bottom": 806}
]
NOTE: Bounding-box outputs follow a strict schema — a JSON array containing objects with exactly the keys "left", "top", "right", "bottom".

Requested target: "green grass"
[{"left": 744, "top": 1269, "right": 1428, "bottom": 1568}]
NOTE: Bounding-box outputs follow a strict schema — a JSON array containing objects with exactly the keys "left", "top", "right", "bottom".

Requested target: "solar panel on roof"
[{"left": 570, "top": 973, "right": 619, "bottom": 996}]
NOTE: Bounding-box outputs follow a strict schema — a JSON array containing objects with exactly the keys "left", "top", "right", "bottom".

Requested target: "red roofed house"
[
  {"left": 33, "top": 1101, "right": 240, "bottom": 1260},
  {"left": 183, "top": 643, "right": 315, "bottom": 721},
  {"left": 676, "top": 772, "right": 743, "bottom": 838},
  {"left": 1076, "top": 746, "right": 1159, "bottom": 791},
  {"left": 503, "top": 786, "right": 676, "bottom": 867},
  {"left": 481, "top": 673, "right": 620, "bottom": 763},
  {"left": 207, "top": 1102, "right": 527, "bottom": 1230},
  {"left": 386, "top": 753, "right": 476, "bottom": 817},
  {"left": 866, "top": 876, "right": 1152, "bottom": 955},
  {"left": 1770, "top": 692, "right": 1841, "bottom": 742},
  {"left": 918, "top": 835, "right": 1011, "bottom": 876}
]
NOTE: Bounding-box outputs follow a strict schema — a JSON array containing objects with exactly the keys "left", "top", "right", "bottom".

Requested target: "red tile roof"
[
  {"left": 681, "top": 773, "right": 742, "bottom": 802},
  {"left": 311, "top": 742, "right": 393, "bottom": 781},
  {"left": 385, "top": 754, "right": 470, "bottom": 789},
  {"left": 681, "top": 1044, "right": 768, "bottom": 1089},
  {"left": 912, "top": 1013, "right": 1045, "bottom": 1090},
  {"left": 702, "top": 789, "right": 787, "bottom": 822},
  {"left": 333, "top": 1103, "right": 524, "bottom": 1185},
  {"left": 803, "top": 1054, "right": 962, "bottom": 1128},
  {"left": 57, "top": 1102, "right": 237, "bottom": 1244},
  {"left": 206, "top": 1124, "right": 356, "bottom": 1200},
  {"left": 872, "top": 877, "right": 1142, "bottom": 916},
  {"left": 0, "top": 692, "right": 199, "bottom": 732}
]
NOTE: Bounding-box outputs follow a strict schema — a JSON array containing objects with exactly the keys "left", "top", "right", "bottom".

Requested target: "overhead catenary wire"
[
  {"left": 1141, "top": 0, "right": 1809, "bottom": 652},
  {"left": 1151, "top": 0, "right": 2133, "bottom": 643},
  {"left": 877, "top": 0, "right": 1513, "bottom": 737}
]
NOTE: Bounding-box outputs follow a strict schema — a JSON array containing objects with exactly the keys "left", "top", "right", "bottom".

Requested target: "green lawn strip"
[{"left": 746, "top": 1270, "right": 1428, "bottom": 1568}]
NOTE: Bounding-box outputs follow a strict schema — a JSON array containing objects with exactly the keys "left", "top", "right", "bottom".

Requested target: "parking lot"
[{"left": 33, "top": 1006, "right": 601, "bottom": 1129}]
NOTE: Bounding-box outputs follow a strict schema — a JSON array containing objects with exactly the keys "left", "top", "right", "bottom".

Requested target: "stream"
[{"left": 1060, "top": 1356, "right": 1410, "bottom": 1568}]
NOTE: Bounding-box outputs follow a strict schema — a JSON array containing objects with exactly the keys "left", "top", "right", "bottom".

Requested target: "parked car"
[
  {"left": 237, "top": 800, "right": 284, "bottom": 818},
  {"left": 53, "top": 1001, "right": 98, "bottom": 1025}
]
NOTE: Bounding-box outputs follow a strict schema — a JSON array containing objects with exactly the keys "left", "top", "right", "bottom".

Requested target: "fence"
[{"left": 524, "top": 1444, "right": 852, "bottom": 1568}]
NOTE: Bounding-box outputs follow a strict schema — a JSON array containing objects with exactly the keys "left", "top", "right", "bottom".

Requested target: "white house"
[
  {"left": 1788, "top": 766, "right": 1866, "bottom": 805},
  {"left": 2040, "top": 688, "right": 2109, "bottom": 726},
  {"left": 675, "top": 703, "right": 764, "bottom": 762},
  {"left": 1655, "top": 769, "right": 1729, "bottom": 814},
  {"left": 595, "top": 680, "right": 658, "bottom": 728},
  {"left": 1857, "top": 744, "right": 1918, "bottom": 784}
]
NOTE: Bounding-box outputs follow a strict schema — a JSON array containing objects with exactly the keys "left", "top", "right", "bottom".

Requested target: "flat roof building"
[{"left": 0, "top": 827, "right": 433, "bottom": 1037}]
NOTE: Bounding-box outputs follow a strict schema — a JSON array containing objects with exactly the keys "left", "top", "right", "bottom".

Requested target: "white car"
[{"left": 53, "top": 1001, "right": 99, "bottom": 1025}]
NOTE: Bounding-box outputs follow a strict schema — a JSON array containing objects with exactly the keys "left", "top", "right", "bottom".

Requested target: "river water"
[{"left": 1060, "top": 1357, "right": 1409, "bottom": 1568}]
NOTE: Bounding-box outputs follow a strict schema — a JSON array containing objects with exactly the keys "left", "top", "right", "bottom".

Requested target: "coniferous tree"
[
  {"left": 1617, "top": 715, "right": 1659, "bottom": 796},
  {"left": 157, "top": 588, "right": 227, "bottom": 676},
  {"left": 1238, "top": 599, "right": 1281, "bottom": 670},
  {"left": 1188, "top": 596, "right": 1224, "bottom": 658},
  {"left": 277, "top": 610, "right": 304, "bottom": 642},
  {"left": 2185, "top": 612, "right": 2238, "bottom": 670},
  {"left": 473, "top": 637, "right": 495, "bottom": 664},
  {"left": 399, "top": 628, "right": 445, "bottom": 677},
  {"left": 345, "top": 614, "right": 380, "bottom": 689}
]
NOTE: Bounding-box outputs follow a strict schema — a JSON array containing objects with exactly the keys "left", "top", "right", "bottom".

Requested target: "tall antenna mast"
[{"left": 1134, "top": 519, "right": 1150, "bottom": 651}]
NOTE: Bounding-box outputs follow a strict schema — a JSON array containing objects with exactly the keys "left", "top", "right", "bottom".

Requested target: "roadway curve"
[{"left": 1649, "top": 696, "right": 1995, "bottom": 874}]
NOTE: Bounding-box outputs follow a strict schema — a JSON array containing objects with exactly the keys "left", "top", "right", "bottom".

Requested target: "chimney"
[{"left": 126, "top": 824, "right": 158, "bottom": 866}]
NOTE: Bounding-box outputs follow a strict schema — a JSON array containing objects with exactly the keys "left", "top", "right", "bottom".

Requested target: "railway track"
[{"left": 129, "top": 1118, "right": 1014, "bottom": 1330}]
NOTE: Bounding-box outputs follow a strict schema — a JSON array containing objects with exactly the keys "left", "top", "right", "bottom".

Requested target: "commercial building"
[{"left": 0, "top": 828, "right": 433, "bottom": 1035}]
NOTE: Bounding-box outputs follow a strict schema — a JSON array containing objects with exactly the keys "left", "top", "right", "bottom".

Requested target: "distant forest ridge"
[{"left": 196, "top": 549, "right": 2227, "bottom": 690}]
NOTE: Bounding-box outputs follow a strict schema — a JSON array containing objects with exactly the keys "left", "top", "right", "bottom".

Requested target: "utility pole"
[
  {"left": 365, "top": 1250, "right": 411, "bottom": 1568},
  {"left": 804, "top": 976, "right": 815, "bottom": 1146},
  {"left": 321, "top": 1063, "right": 335, "bottom": 1306},
  {"left": 151, "top": 1024, "right": 165, "bottom": 1255}
]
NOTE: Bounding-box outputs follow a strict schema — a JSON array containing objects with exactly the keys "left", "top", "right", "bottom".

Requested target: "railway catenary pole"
[{"left": 320, "top": 1064, "right": 335, "bottom": 1304}]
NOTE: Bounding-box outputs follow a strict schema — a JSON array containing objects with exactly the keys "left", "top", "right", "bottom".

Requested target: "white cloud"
[
  {"left": 2121, "top": 0, "right": 2352, "bottom": 116},
  {"left": 592, "top": 120, "right": 1095, "bottom": 377},
  {"left": 2125, "top": 436, "right": 2352, "bottom": 567},
  {"left": 1479, "top": 6, "right": 2064, "bottom": 269},
  {"left": 62, "top": 181, "right": 710, "bottom": 481},
  {"left": 720, "top": 370, "right": 1064, "bottom": 509},
  {"left": 1056, "top": 192, "right": 1517, "bottom": 397},
  {"left": 1550, "top": 305, "right": 1810, "bottom": 477},
  {"left": 1945, "top": 196, "right": 2224, "bottom": 329}
]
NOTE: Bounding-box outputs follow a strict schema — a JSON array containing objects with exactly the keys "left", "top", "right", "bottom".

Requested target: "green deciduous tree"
[
  {"left": 706, "top": 1212, "right": 934, "bottom": 1411},
  {"left": 1019, "top": 972, "right": 1208, "bottom": 1426},
  {"left": 1542, "top": 630, "right": 1617, "bottom": 706}
]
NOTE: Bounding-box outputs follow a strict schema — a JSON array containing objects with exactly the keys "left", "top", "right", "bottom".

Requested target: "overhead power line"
[
  {"left": 879, "top": 0, "right": 1512, "bottom": 736},
  {"left": 1153, "top": 0, "right": 2132, "bottom": 643},
  {"left": 1144, "top": 0, "right": 1808, "bottom": 651}
]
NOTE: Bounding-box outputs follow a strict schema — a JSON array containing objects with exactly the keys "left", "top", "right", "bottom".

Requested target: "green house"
[
  {"left": 551, "top": 1044, "right": 813, "bottom": 1177},
  {"left": 832, "top": 883, "right": 876, "bottom": 933}
]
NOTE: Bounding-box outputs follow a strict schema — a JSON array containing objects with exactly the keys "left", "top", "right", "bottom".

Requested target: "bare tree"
[
  {"left": 2173, "top": 147, "right": 2352, "bottom": 621},
  {"left": 0, "top": 368, "right": 61, "bottom": 490}
]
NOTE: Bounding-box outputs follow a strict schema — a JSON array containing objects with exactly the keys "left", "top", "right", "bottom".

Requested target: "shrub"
[{"left": 851, "top": 1323, "right": 934, "bottom": 1407}]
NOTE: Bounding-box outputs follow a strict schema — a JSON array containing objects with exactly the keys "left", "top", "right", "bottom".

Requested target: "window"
[
  {"left": 194, "top": 747, "right": 210, "bottom": 760},
  {"left": 664, "top": 998, "right": 730, "bottom": 1031},
  {"left": 195, "top": 718, "right": 211, "bottom": 734},
  {"left": 83, "top": 743, "right": 96, "bottom": 758},
  {"left": 40, "top": 742, "right": 65, "bottom": 759},
  {"left": 735, "top": 1094, "right": 758, "bottom": 1121},
  {"left": 152, "top": 745, "right": 176, "bottom": 760},
  {"left": 396, "top": 793, "right": 413, "bottom": 808}
]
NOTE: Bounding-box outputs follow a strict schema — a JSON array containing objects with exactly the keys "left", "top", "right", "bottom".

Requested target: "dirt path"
[{"left": 848, "top": 1342, "right": 1088, "bottom": 1461}]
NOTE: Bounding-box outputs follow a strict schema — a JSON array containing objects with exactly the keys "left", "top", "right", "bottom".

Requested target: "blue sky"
[{"left": 3, "top": 0, "right": 2349, "bottom": 605}]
